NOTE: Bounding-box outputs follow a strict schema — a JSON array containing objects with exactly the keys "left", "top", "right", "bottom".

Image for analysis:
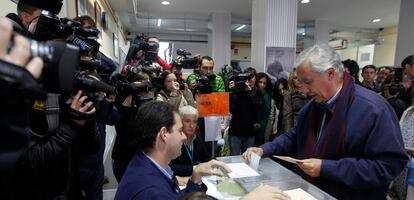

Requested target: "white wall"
[
  {"left": 0, "top": 1, "right": 17, "bottom": 16},
  {"left": 373, "top": 26, "right": 398, "bottom": 67}
]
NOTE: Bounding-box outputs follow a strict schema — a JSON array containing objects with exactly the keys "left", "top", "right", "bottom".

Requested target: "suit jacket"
[
  {"left": 262, "top": 85, "right": 408, "bottom": 200},
  {"left": 115, "top": 151, "right": 207, "bottom": 200}
]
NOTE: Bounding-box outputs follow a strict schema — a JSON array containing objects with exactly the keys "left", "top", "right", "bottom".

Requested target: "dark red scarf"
[{"left": 299, "top": 73, "right": 355, "bottom": 159}]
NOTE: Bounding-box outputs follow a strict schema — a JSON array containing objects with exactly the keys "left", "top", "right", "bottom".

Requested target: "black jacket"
[
  {"left": 112, "top": 106, "right": 139, "bottom": 161},
  {"left": 14, "top": 96, "right": 100, "bottom": 200},
  {"left": 170, "top": 135, "right": 211, "bottom": 176},
  {"left": 229, "top": 89, "right": 260, "bottom": 137}
]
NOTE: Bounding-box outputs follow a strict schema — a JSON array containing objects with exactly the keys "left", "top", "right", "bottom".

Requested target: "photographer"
[
  {"left": 6, "top": 0, "right": 62, "bottom": 37},
  {"left": 112, "top": 71, "right": 154, "bottom": 182},
  {"left": 228, "top": 67, "right": 260, "bottom": 155},
  {"left": 148, "top": 36, "right": 171, "bottom": 70},
  {"left": 0, "top": 17, "right": 43, "bottom": 199},
  {"left": 17, "top": 58, "right": 103, "bottom": 200},
  {"left": 186, "top": 56, "right": 225, "bottom": 93},
  {"left": 5, "top": 2, "right": 114, "bottom": 199},
  {"left": 74, "top": 15, "right": 120, "bottom": 199},
  {"left": 401, "top": 55, "right": 414, "bottom": 105},
  {"left": 74, "top": 15, "right": 118, "bottom": 84},
  {"left": 156, "top": 70, "right": 196, "bottom": 109},
  {"left": 383, "top": 75, "right": 408, "bottom": 119}
]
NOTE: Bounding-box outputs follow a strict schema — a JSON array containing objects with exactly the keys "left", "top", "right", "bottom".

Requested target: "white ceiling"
[{"left": 108, "top": 0, "right": 401, "bottom": 39}]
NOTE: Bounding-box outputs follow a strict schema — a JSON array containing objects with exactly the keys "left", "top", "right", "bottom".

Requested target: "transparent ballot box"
[{"left": 208, "top": 156, "right": 336, "bottom": 200}]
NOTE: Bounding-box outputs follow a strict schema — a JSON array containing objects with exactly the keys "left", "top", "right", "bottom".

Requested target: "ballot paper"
[
  {"left": 226, "top": 163, "right": 260, "bottom": 179},
  {"left": 283, "top": 188, "right": 317, "bottom": 200},
  {"left": 249, "top": 152, "right": 260, "bottom": 170},
  {"left": 273, "top": 155, "right": 301, "bottom": 165},
  {"left": 204, "top": 116, "right": 222, "bottom": 142}
]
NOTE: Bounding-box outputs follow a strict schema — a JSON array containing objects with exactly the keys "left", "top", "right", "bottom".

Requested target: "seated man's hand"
[
  {"left": 0, "top": 17, "right": 43, "bottom": 78},
  {"left": 190, "top": 160, "right": 231, "bottom": 183},
  {"left": 296, "top": 158, "right": 322, "bottom": 178},
  {"left": 241, "top": 185, "right": 290, "bottom": 200},
  {"left": 242, "top": 147, "right": 264, "bottom": 163},
  {"left": 176, "top": 176, "right": 188, "bottom": 186}
]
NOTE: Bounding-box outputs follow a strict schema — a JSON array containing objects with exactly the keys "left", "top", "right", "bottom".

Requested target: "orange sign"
[{"left": 195, "top": 92, "right": 230, "bottom": 116}]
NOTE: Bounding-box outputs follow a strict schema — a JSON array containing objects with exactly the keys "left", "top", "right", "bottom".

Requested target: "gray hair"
[
  {"left": 179, "top": 106, "right": 198, "bottom": 118},
  {"left": 294, "top": 43, "right": 344, "bottom": 76}
]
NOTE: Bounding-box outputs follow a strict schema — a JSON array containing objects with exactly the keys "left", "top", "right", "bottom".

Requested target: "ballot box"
[{"left": 202, "top": 156, "right": 336, "bottom": 200}]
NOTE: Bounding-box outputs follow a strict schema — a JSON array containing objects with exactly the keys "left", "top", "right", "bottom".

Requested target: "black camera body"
[
  {"left": 27, "top": 40, "right": 80, "bottom": 94},
  {"left": 124, "top": 59, "right": 163, "bottom": 91},
  {"left": 172, "top": 49, "right": 199, "bottom": 70},
  {"left": 229, "top": 72, "right": 254, "bottom": 92},
  {"left": 128, "top": 34, "right": 159, "bottom": 63},
  {"left": 389, "top": 67, "right": 405, "bottom": 96},
  {"left": 10, "top": 10, "right": 103, "bottom": 95},
  {"left": 32, "top": 10, "right": 74, "bottom": 41},
  {"left": 66, "top": 26, "right": 100, "bottom": 58},
  {"left": 192, "top": 70, "right": 215, "bottom": 94},
  {"left": 111, "top": 73, "right": 153, "bottom": 110}
]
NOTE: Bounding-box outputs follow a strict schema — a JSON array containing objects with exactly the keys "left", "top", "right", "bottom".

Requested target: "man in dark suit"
[{"left": 115, "top": 101, "right": 290, "bottom": 200}]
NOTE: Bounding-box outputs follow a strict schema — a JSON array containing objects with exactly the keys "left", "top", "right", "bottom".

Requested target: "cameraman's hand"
[
  {"left": 0, "top": 17, "right": 43, "bottom": 78},
  {"left": 183, "top": 83, "right": 192, "bottom": 95},
  {"left": 71, "top": 90, "right": 96, "bottom": 126},
  {"left": 228, "top": 81, "right": 235, "bottom": 89},
  {"left": 172, "top": 81, "right": 180, "bottom": 92},
  {"left": 245, "top": 80, "right": 253, "bottom": 91},
  {"left": 176, "top": 55, "right": 184, "bottom": 63},
  {"left": 189, "top": 79, "right": 197, "bottom": 90}
]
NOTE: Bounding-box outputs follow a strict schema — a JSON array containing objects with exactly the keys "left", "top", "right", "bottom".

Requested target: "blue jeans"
[
  {"left": 229, "top": 136, "right": 255, "bottom": 156},
  {"left": 112, "top": 159, "right": 130, "bottom": 183}
]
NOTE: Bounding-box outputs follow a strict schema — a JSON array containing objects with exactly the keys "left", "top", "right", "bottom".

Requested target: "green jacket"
[{"left": 186, "top": 73, "right": 225, "bottom": 92}]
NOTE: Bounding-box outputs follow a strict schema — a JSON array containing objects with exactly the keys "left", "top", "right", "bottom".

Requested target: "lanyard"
[{"left": 184, "top": 142, "right": 194, "bottom": 164}]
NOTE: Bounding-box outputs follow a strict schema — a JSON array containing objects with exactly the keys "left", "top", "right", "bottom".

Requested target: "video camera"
[
  {"left": 229, "top": 72, "right": 254, "bottom": 92},
  {"left": 191, "top": 69, "right": 215, "bottom": 94},
  {"left": 127, "top": 34, "right": 158, "bottom": 63},
  {"left": 24, "top": 39, "right": 79, "bottom": 94},
  {"left": 171, "top": 49, "right": 200, "bottom": 70},
  {"left": 124, "top": 58, "right": 164, "bottom": 91},
  {"left": 389, "top": 67, "right": 405, "bottom": 96},
  {"left": 111, "top": 73, "right": 153, "bottom": 109},
  {"left": 6, "top": 8, "right": 104, "bottom": 94}
]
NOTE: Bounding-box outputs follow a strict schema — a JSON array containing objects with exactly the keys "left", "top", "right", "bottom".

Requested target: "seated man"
[
  {"left": 170, "top": 106, "right": 211, "bottom": 176},
  {"left": 115, "top": 101, "right": 290, "bottom": 200}
]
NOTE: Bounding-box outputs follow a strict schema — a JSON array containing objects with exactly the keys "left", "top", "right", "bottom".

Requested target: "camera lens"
[{"left": 29, "top": 40, "right": 54, "bottom": 63}]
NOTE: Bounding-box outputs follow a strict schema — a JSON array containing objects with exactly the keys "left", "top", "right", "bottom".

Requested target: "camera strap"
[{"left": 45, "top": 93, "right": 61, "bottom": 132}]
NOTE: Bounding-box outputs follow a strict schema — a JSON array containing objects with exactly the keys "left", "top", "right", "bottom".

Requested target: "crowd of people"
[{"left": 1, "top": 0, "right": 413, "bottom": 200}]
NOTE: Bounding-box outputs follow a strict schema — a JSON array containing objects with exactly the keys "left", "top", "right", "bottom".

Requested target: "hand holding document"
[
  {"left": 249, "top": 152, "right": 260, "bottom": 170},
  {"left": 273, "top": 155, "right": 302, "bottom": 165}
]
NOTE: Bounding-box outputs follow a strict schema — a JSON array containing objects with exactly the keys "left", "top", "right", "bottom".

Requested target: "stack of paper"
[
  {"left": 226, "top": 163, "right": 260, "bottom": 179},
  {"left": 283, "top": 188, "right": 317, "bottom": 200}
]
